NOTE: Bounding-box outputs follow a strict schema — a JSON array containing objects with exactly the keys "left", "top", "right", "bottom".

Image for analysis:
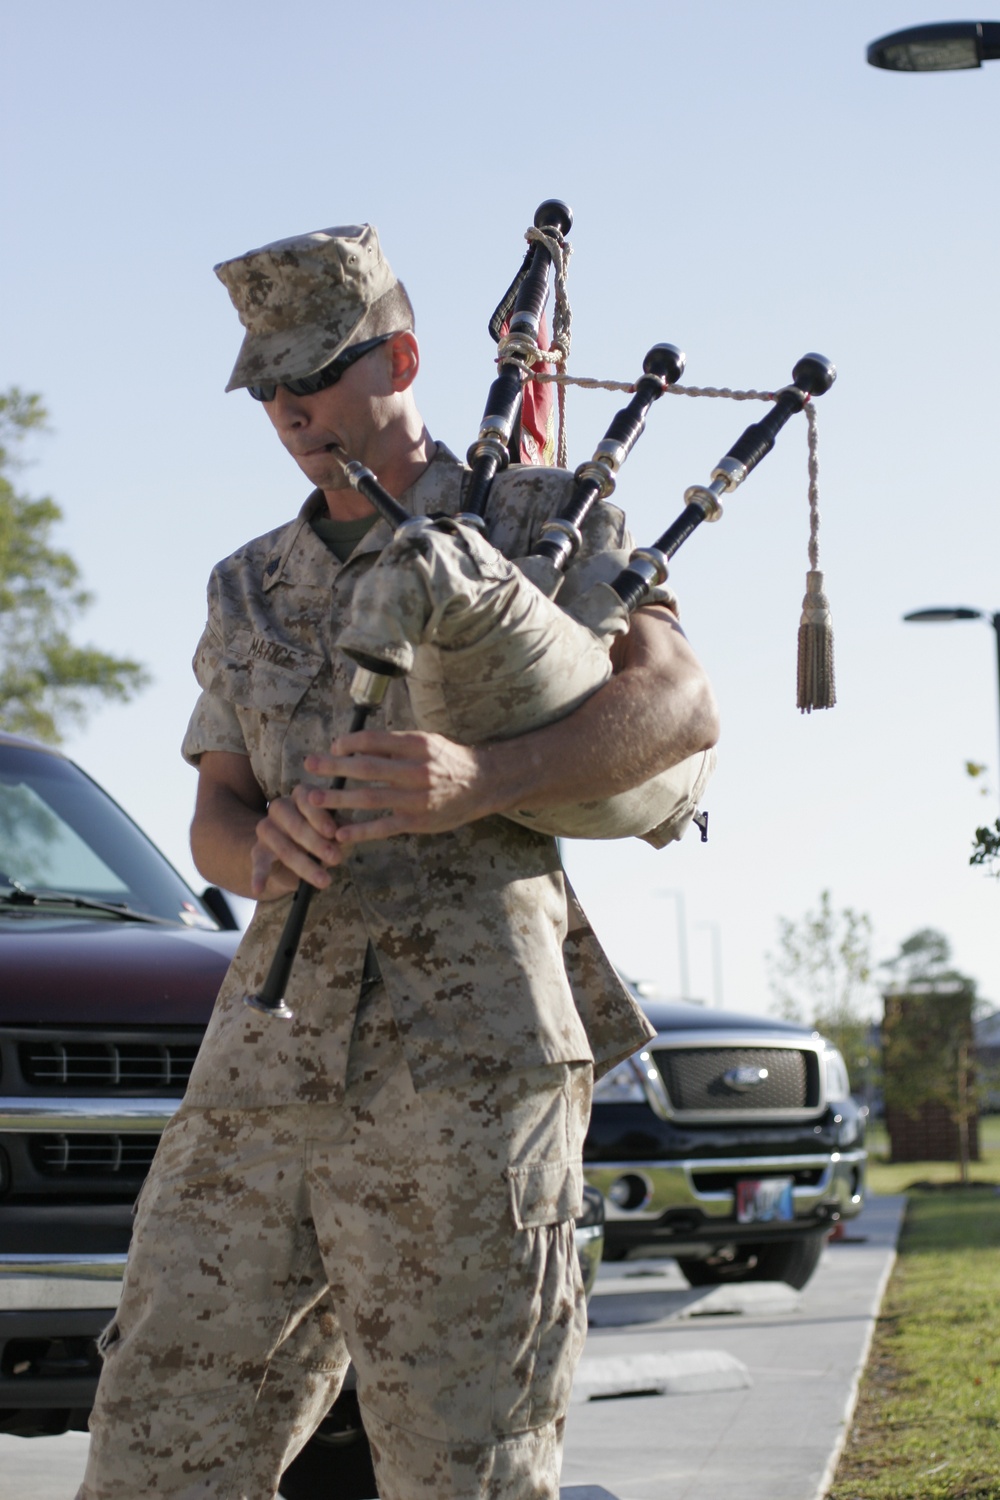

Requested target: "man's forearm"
[
  {"left": 190, "top": 752, "right": 272, "bottom": 898},
  {"left": 190, "top": 793, "right": 263, "bottom": 898},
  {"left": 472, "top": 638, "right": 718, "bottom": 819}
]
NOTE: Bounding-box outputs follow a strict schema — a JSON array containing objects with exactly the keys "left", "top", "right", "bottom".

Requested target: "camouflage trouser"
[{"left": 77, "top": 987, "right": 591, "bottom": 1500}]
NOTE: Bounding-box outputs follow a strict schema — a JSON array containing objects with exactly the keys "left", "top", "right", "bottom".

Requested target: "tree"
[
  {"left": 965, "top": 762, "right": 999, "bottom": 878},
  {"left": 0, "top": 389, "right": 148, "bottom": 743},
  {"left": 880, "top": 927, "right": 957, "bottom": 988},
  {"left": 766, "top": 890, "right": 878, "bottom": 1091},
  {"left": 970, "top": 819, "right": 1000, "bottom": 877},
  {"left": 880, "top": 929, "right": 978, "bottom": 1182}
]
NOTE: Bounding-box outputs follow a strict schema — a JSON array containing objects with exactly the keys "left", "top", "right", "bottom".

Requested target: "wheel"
[
  {"left": 748, "top": 1231, "right": 827, "bottom": 1289},
  {"left": 278, "top": 1391, "right": 378, "bottom": 1500},
  {"left": 599, "top": 1243, "right": 628, "bottom": 1263},
  {"left": 676, "top": 1230, "right": 827, "bottom": 1292},
  {"left": 675, "top": 1253, "right": 751, "bottom": 1287}
]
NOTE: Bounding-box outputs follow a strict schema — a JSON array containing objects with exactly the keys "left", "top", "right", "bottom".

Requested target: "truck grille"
[
  {"left": 28, "top": 1133, "right": 159, "bottom": 1177},
  {"left": 18, "top": 1040, "right": 199, "bottom": 1091},
  {"left": 652, "top": 1045, "right": 820, "bottom": 1115},
  {"left": 0, "top": 1027, "right": 203, "bottom": 1201}
]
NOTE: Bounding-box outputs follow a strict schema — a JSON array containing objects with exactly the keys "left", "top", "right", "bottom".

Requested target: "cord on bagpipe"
[
  {"left": 533, "top": 361, "right": 836, "bottom": 712},
  {"left": 244, "top": 202, "right": 837, "bottom": 1017},
  {"left": 608, "top": 353, "right": 837, "bottom": 714}
]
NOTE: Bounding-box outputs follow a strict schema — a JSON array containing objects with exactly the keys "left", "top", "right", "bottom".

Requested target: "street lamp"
[
  {"left": 867, "top": 20, "right": 1000, "bottom": 71},
  {"left": 656, "top": 889, "right": 691, "bottom": 1001},
  {"left": 903, "top": 606, "right": 1000, "bottom": 796},
  {"left": 694, "top": 920, "right": 724, "bottom": 1009}
]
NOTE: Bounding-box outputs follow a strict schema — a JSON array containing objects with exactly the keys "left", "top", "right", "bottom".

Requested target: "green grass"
[
  {"left": 864, "top": 1114, "right": 1000, "bottom": 1195},
  {"left": 829, "top": 1182, "right": 1000, "bottom": 1499}
]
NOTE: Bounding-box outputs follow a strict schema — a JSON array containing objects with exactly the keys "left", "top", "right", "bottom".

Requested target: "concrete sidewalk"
[{"left": 560, "top": 1194, "right": 905, "bottom": 1500}]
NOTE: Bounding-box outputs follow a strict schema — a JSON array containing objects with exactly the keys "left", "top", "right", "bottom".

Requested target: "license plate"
[{"left": 736, "top": 1177, "right": 794, "bottom": 1224}]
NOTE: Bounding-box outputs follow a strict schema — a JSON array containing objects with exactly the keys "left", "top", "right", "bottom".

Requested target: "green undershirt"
[{"left": 310, "top": 511, "right": 379, "bottom": 562}]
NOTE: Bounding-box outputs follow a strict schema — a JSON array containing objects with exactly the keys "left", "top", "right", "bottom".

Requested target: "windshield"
[{"left": 0, "top": 741, "right": 219, "bottom": 928}]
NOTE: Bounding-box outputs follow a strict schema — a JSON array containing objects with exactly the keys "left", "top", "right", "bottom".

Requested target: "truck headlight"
[
  {"left": 593, "top": 1051, "right": 669, "bottom": 1119},
  {"left": 823, "top": 1046, "right": 851, "bottom": 1103},
  {"left": 593, "top": 1056, "right": 647, "bottom": 1104}
]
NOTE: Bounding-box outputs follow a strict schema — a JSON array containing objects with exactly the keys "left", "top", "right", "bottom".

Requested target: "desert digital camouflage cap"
[{"left": 215, "top": 224, "right": 399, "bottom": 393}]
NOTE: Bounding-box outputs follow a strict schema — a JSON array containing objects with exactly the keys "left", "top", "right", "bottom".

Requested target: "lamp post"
[
  {"left": 871, "top": 29, "right": 1000, "bottom": 789},
  {"left": 656, "top": 889, "right": 691, "bottom": 1001},
  {"left": 903, "top": 606, "right": 1000, "bottom": 800},
  {"left": 867, "top": 20, "right": 1000, "bottom": 71},
  {"left": 694, "top": 920, "right": 724, "bottom": 1009}
]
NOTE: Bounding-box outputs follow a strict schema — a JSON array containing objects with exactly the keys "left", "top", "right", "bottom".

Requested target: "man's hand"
[
  {"left": 191, "top": 751, "right": 349, "bottom": 901},
  {"left": 190, "top": 736, "right": 487, "bottom": 896},
  {"left": 250, "top": 782, "right": 349, "bottom": 894},
  {"left": 303, "top": 731, "right": 494, "bottom": 847}
]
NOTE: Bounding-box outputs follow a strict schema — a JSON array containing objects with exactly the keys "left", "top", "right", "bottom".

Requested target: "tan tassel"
[{"left": 797, "top": 569, "right": 836, "bottom": 712}]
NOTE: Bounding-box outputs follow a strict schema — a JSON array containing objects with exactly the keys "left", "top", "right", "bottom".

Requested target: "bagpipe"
[{"left": 245, "top": 200, "right": 836, "bottom": 1017}]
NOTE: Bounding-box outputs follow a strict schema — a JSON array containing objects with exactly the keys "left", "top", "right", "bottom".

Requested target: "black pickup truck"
[{"left": 584, "top": 992, "right": 867, "bottom": 1287}]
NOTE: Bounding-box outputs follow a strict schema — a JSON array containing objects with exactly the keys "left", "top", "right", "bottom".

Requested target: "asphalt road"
[{"left": 0, "top": 1196, "right": 904, "bottom": 1500}]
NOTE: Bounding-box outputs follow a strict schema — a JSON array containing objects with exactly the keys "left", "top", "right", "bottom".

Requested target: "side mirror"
[{"left": 200, "top": 885, "right": 240, "bottom": 931}]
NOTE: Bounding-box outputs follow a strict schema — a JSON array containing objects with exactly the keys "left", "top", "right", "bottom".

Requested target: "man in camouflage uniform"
[{"left": 79, "top": 225, "right": 718, "bottom": 1500}]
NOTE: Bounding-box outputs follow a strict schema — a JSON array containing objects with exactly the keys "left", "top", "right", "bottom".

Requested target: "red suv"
[
  {"left": 0, "top": 732, "right": 604, "bottom": 1499},
  {"left": 0, "top": 731, "right": 240, "bottom": 1439}
]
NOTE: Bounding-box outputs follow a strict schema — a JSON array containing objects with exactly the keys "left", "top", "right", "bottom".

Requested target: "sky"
[{"left": 4, "top": 2, "right": 999, "bottom": 1027}]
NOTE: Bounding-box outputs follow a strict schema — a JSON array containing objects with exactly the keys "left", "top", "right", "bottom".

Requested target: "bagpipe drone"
[{"left": 245, "top": 200, "right": 836, "bottom": 1018}]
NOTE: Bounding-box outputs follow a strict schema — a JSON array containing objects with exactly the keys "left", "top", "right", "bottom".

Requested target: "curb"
[{"left": 811, "top": 1199, "right": 906, "bottom": 1499}]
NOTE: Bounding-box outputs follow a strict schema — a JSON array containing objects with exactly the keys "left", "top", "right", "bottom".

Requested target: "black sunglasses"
[{"left": 246, "top": 333, "right": 396, "bottom": 402}]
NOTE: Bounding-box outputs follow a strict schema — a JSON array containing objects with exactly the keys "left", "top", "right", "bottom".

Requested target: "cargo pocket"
[
  {"left": 491, "top": 1158, "right": 587, "bottom": 1435},
  {"left": 506, "top": 1158, "right": 582, "bottom": 1232}
]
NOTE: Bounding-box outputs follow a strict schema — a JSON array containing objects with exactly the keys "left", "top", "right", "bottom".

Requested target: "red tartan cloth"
[{"left": 500, "top": 312, "right": 557, "bottom": 467}]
